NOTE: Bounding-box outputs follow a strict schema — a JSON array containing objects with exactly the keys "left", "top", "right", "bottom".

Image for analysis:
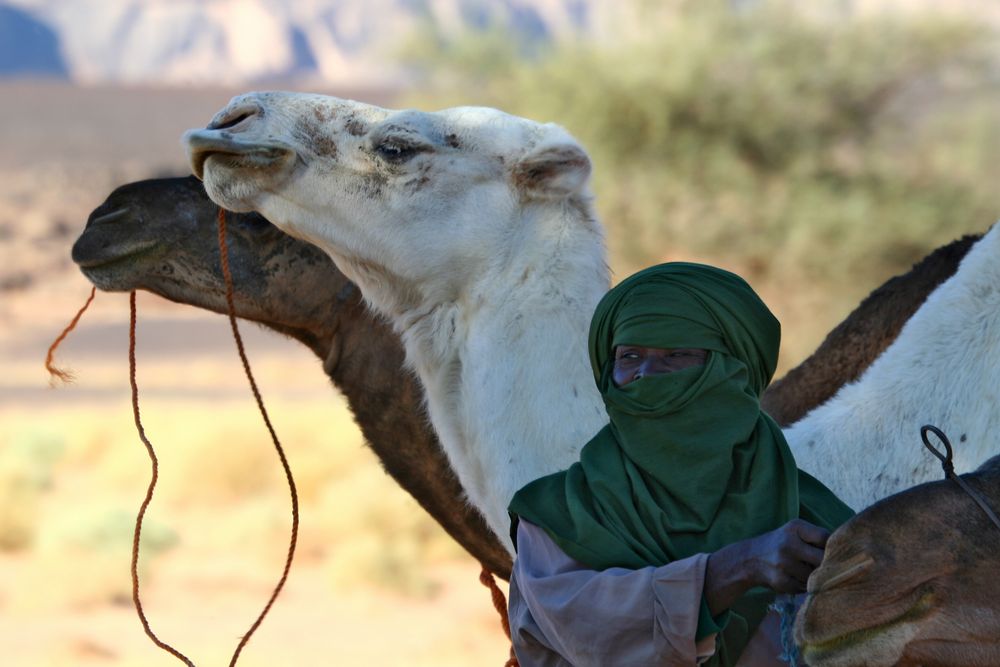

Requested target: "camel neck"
[{"left": 393, "top": 209, "right": 610, "bottom": 548}]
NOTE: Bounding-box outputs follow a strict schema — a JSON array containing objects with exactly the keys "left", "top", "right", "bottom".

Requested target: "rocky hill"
[
  {"left": 4, "top": 0, "right": 995, "bottom": 87},
  {"left": 0, "top": 0, "right": 619, "bottom": 86}
]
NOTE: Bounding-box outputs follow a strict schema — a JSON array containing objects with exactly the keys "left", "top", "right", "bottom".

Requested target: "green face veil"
[{"left": 508, "top": 263, "right": 854, "bottom": 665}]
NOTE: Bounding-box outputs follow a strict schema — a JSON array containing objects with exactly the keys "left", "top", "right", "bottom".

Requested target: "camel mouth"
[
  {"left": 185, "top": 130, "right": 294, "bottom": 181},
  {"left": 72, "top": 230, "right": 160, "bottom": 272},
  {"left": 798, "top": 587, "right": 935, "bottom": 666},
  {"left": 74, "top": 243, "right": 162, "bottom": 293},
  {"left": 72, "top": 206, "right": 162, "bottom": 277}
]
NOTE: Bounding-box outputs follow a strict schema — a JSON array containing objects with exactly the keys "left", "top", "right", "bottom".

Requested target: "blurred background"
[{"left": 1, "top": 0, "right": 998, "bottom": 665}]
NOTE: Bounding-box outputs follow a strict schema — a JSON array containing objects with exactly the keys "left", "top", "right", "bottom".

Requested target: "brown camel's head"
[
  {"left": 71, "top": 175, "right": 351, "bottom": 358},
  {"left": 796, "top": 455, "right": 1000, "bottom": 667},
  {"left": 71, "top": 175, "right": 513, "bottom": 579}
]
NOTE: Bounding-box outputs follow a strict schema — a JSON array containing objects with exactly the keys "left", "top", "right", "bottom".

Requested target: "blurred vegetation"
[
  {"left": 401, "top": 0, "right": 1000, "bottom": 365},
  {"left": 0, "top": 399, "right": 466, "bottom": 613},
  {"left": 0, "top": 430, "right": 65, "bottom": 550}
]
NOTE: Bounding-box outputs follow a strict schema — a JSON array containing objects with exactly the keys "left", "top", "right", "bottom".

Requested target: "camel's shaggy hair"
[{"left": 187, "top": 92, "right": 999, "bottom": 550}]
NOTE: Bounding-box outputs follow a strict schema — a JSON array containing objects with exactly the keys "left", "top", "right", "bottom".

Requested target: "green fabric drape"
[{"left": 509, "top": 263, "right": 854, "bottom": 665}]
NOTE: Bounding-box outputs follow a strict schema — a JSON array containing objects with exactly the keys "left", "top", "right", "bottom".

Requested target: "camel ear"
[{"left": 513, "top": 139, "right": 591, "bottom": 200}]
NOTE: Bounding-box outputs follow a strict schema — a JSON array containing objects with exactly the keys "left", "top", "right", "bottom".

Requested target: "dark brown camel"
[
  {"left": 72, "top": 176, "right": 977, "bottom": 580},
  {"left": 71, "top": 175, "right": 510, "bottom": 578},
  {"left": 796, "top": 454, "right": 1000, "bottom": 667}
]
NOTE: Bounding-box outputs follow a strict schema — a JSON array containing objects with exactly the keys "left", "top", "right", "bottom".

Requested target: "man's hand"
[
  {"left": 704, "top": 519, "right": 830, "bottom": 615},
  {"left": 744, "top": 519, "right": 830, "bottom": 593}
]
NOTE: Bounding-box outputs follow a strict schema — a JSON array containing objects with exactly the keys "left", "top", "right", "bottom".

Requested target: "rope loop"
[
  {"left": 920, "top": 424, "right": 955, "bottom": 476},
  {"left": 920, "top": 424, "right": 1000, "bottom": 532}
]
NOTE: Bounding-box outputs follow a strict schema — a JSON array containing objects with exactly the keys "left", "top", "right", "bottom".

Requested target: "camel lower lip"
[
  {"left": 185, "top": 130, "right": 292, "bottom": 179},
  {"left": 73, "top": 240, "right": 159, "bottom": 270},
  {"left": 799, "top": 588, "right": 935, "bottom": 664}
]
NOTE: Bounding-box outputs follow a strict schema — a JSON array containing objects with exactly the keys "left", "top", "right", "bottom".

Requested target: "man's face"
[{"left": 612, "top": 346, "right": 708, "bottom": 387}]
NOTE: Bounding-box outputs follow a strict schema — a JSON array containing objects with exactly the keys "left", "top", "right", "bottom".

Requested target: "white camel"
[{"left": 185, "top": 93, "right": 999, "bottom": 550}]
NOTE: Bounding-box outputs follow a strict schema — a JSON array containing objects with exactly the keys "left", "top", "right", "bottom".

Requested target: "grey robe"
[{"left": 508, "top": 520, "right": 788, "bottom": 666}]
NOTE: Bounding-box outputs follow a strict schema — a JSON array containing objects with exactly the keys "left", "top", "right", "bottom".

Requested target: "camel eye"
[{"left": 374, "top": 140, "right": 421, "bottom": 163}]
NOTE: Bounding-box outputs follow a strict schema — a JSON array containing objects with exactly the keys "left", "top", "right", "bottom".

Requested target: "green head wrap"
[{"left": 508, "top": 263, "right": 853, "bottom": 666}]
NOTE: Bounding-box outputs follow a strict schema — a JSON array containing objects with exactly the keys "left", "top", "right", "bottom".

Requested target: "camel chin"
[
  {"left": 74, "top": 242, "right": 162, "bottom": 292},
  {"left": 796, "top": 588, "right": 933, "bottom": 667},
  {"left": 798, "top": 588, "right": 1000, "bottom": 667}
]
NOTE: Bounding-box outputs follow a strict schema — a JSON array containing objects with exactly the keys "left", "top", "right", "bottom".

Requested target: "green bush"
[
  {"left": 0, "top": 430, "right": 65, "bottom": 551},
  {"left": 401, "top": 0, "right": 999, "bottom": 363}
]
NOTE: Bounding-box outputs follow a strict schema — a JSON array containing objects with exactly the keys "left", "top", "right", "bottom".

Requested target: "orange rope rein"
[
  {"left": 48, "top": 215, "right": 299, "bottom": 664},
  {"left": 129, "top": 290, "right": 197, "bottom": 666},
  {"left": 44, "top": 285, "right": 96, "bottom": 384},
  {"left": 51, "top": 223, "right": 507, "bottom": 666},
  {"left": 217, "top": 207, "right": 300, "bottom": 666},
  {"left": 126, "top": 211, "right": 301, "bottom": 666},
  {"left": 479, "top": 565, "right": 519, "bottom": 667}
]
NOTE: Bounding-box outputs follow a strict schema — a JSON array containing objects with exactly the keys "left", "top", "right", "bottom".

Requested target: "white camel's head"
[{"left": 185, "top": 92, "right": 595, "bottom": 312}]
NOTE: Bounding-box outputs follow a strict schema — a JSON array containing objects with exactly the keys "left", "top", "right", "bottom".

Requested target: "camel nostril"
[
  {"left": 809, "top": 553, "right": 875, "bottom": 594},
  {"left": 208, "top": 104, "right": 261, "bottom": 131},
  {"left": 87, "top": 207, "right": 130, "bottom": 228}
]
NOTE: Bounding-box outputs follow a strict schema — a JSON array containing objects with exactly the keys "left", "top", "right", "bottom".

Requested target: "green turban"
[{"left": 508, "top": 262, "right": 853, "bottom": 666}]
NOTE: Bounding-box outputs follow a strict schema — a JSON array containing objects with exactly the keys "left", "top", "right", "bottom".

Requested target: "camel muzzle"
[{"left": 184, "top": 130, "right": 292, "bottom": 180}]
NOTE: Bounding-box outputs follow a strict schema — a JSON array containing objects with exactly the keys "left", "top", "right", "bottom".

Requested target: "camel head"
[
  {"left": 795, "top": 455, "right": 1000, "bottom": 667},
  {"left": 184, "top": 92, "right": 599, "bottom": 318},
  {"left": 72, "top": 175, "right": 514, "bottom": 577},
  {"left": 71, "top": 175, "right": 352, "bottom": 359}
]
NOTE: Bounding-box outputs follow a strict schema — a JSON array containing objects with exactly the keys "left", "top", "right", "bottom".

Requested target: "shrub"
[
  {"left": 0, "top": 430, "right": 65, "bottom": 551},
  {"left": 400, "top": 0, "right": 999, "bottom": 364}
]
